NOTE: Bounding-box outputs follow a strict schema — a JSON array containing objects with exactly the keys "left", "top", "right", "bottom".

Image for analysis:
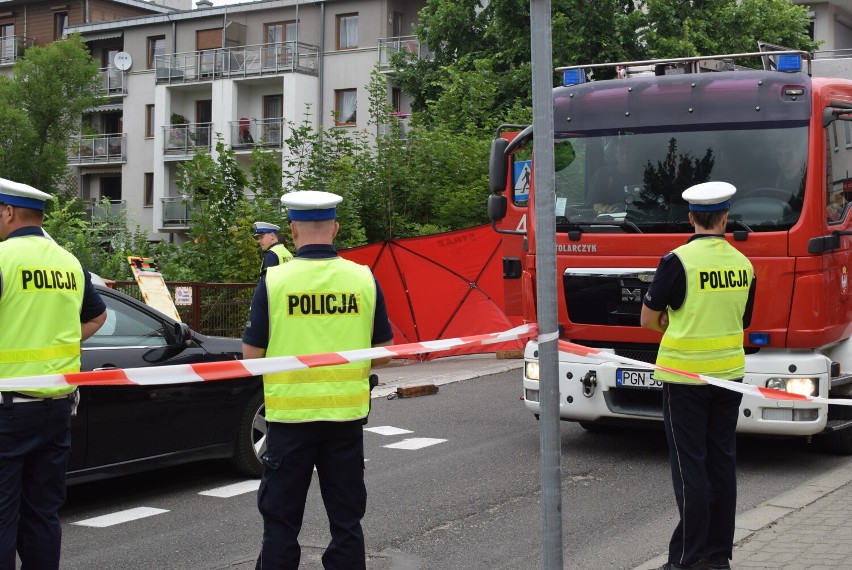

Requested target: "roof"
[
  {"left": 65, "top": 0, "right": 321, "bottom": 35},
  {"left": 0, "top": 0, "right": 176, "bottom": 16}
]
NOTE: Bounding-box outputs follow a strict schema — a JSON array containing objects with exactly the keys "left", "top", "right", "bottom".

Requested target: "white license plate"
[{"left": 616, "top": 368, "right": 663, "bottom": 389}]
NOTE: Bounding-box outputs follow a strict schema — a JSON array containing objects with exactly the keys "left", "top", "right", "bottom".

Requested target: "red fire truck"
[{"left": 487, "top": 48, "right": 852, "bottom": 452}]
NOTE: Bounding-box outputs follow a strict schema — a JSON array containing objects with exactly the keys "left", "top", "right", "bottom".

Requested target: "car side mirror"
[{"left": 174, "top": 322, "right": 193, "bottom": 347}]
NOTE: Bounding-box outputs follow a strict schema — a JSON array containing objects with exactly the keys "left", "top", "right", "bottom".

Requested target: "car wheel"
[{"left": 231, "top": 389, "right": 266, "bottom": 477}]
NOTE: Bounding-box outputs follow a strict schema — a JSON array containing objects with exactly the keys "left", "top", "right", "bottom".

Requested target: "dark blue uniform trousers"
[
  {"left": 0, "top": 397, "right": 72, "bottom": 570},
  {"left": 663, "top": 382, "right": 742, "bottom": 568},
  {"left": 256, "top": 420, "right": 366, "bottom": 570}
]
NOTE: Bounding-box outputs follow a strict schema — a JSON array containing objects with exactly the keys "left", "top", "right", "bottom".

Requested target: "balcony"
[
  {"left": 100, "top": 67, "right": 125, "bottom": 95},
  {"left": 229, "top": 117, "right": 284, "bottom": 149},
  {"left": 0, "top": 36, "right": 34, "bottom": 65},
  {"left": 68, "top": 134, "right": 127, "bottom": 165},
  {"left": 162, "top": 196, "right": 193, "bottom": 227},
  {"left": 381, "top": 113, "right": 411, "bottom": 141},
  {"left": 84, "top": 200, "right": 126, "bottom": 228},
  {"left": 378, "top": 36, "right": 431, "bottom": 72},
  {"left": 154, "top": 41, "right": 319, "bottom": 84},
  {"left": 163, "top": 123, "right": 212, "bottom": 157}
]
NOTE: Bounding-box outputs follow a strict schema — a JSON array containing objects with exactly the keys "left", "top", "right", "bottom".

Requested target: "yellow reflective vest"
[
  {"left": 655, "top": 237, "right": 753, "bottom": 384},
  {"left": 264, "top": 257, "right": 376, "bottom": 422},
  {"left": 269, "top": 243, "right": 293, "bottom": 265},
  {"left": 0, "top": 234, "right": 85, "bottom": 397}
]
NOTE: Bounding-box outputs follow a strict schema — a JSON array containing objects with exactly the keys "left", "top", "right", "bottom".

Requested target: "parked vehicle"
[
  {"left": 68, "top": 284, "right": 265, "bottom": 483},
  {"left": 488, "top": 47, "right": 852, "bottom": 452}
]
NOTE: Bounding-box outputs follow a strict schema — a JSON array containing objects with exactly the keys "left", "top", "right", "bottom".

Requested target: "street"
[{"left": 59, "top": 369, "right": 849, "bottom": 569}]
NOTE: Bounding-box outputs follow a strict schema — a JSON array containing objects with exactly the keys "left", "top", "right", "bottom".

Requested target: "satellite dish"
[{"left": 114, "top": 52, "right": 132, "bottom": 71}]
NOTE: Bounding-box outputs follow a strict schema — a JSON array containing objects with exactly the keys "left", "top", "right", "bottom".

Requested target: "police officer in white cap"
[
  {"left": 0, "top": 178, "right": 106, "bottom": 569},
  {"left": 253, "top": 221, "right": 293, "bottom": 276},
  {"left": 243, "top": 190, "right": 394, "bottom": 569},
  {"left": 641, "top": 182, "right": 756, "bottom": 570}
]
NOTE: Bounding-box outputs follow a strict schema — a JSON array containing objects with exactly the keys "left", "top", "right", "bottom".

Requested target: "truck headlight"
[
  {"left": 525, "top": 361, "right": 540, "bottom": 381},
  {"left": 765, "top": 377, "right": 817, "bottom": 397}
]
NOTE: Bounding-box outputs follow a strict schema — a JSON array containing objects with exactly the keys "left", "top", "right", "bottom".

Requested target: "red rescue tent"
[{"left": 339, "top": 225, "right": 523, "bottom": 360}]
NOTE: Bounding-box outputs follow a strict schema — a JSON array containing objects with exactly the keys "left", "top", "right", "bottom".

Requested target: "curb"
[{"left": 631, "top": 456, "right": 852, "bottom": 569}]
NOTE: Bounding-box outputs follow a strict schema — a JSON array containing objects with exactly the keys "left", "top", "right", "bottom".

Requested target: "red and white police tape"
[
  {"left": 3, "top": 324, "right": 852, "bottom": 407},
  {"left": 0, "top": 324, "right": 538, "bottom": 390}
]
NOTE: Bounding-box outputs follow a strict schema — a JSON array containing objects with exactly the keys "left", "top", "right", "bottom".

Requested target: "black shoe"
[
  {"left": 706, "top": 557, "right": 731, "bottom": 570},
  {"left": 656, "top": 562, "right": 707, "bottom": 570}
]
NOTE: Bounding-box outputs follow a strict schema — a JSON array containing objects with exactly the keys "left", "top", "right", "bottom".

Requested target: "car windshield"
[{"left": 550, "top": 125, "right": 807, "bottom": 233}]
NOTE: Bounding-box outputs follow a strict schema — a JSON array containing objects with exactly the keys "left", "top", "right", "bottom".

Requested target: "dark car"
[{"left": 68, "top": 284, "right": 265, "bottom": 484}]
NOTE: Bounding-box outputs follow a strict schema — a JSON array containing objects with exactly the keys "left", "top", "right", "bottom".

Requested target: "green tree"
[{"left": 0, "top": 34, "right": 101, "bottom": 193}]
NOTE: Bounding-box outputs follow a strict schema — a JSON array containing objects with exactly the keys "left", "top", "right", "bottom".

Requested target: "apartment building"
[{"left": 58, "top": 0, "right": 426, "bottom": 242}]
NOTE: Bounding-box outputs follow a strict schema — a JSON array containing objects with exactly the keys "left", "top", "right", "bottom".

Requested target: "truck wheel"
[
  {"left": 230, "top": 389, "right": 266, "bottom": 477},
  {"left": 815, "top": 404, "right": 852, "bottom": 455}
]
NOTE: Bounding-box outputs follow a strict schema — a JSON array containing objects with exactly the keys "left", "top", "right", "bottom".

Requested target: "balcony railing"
[
  {"left": 84, "top": 200, "right": 126, "bottom": 227},
  {"left": 154, "top": 41, "right": 319, "bottom": 84},
  {"left": 229, "top": 117, "right": 284, "bottom": 149},
  {"left": 0, "top": 36, "right": 34, "bottom": 64},
  {"left": 68, "top": 134, "right": 127, "bottom": 164},
  {"left": 378, "top": 36, "right": 431, "bottom": 70},
  {"left": 100, "top": 67, "right": 125, "bottom": 95},
  {"left": 163, "top": 123, "right": 213, "bottom": 156},
  {"left": 162, "top": 196, "right": 193, "bottom": 226},
  {"left": 381, "top": 113, "right": 411, "bottom": 141}
]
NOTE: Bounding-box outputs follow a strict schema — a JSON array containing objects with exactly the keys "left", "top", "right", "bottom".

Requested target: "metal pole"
[{"left": 529, "top": 0, "right": 564, "bottom": 568}]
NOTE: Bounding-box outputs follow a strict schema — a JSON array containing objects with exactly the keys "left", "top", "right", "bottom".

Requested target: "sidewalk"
[{"left": 633, "top": 456, "right": 852, "bottom": 570}]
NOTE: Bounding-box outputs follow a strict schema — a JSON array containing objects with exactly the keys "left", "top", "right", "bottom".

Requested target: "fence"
[{"left": 114, "top": 281, "right": 256, "bottom": 338}]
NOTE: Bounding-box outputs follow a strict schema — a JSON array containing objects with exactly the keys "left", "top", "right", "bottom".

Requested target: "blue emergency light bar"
[
  {"left": 777, "top": 54, "right": 802, "bottom": 73},
  {"left": 749, "top": 332, "right": 771, "bottom": 345},
  {"left": 563, "top": 69, "right": 586, "bottom": 86}
]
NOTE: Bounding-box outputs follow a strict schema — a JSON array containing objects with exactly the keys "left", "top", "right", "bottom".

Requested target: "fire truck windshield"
[{"left": 552, "top": 125, "right": 807, "bottom": 233}]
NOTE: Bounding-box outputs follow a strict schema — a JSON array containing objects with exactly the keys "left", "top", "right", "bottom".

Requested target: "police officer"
[
  {"left": 243, "top": 191, "right": 394, "bottom": 570},
  {"left": 0, "top": 178, "right": 106, "bottom": 570},
  {"left": 641, "top": 182, "right": 756, "bottom": 570},
  {"left": 253, "top": 221, "right": 293, "bottom": 276}
]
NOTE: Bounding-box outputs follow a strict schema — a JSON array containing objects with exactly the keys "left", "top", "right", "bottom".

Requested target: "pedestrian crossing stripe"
[
  {"left": 383, "top": 438, "right": 447, "bottom": 450},
  {"left": 365, "top": 425, "right": 413, "bottom": 436},
  {"left": 73, "top": 507, "right": 169, "bottom": 528},
  {"left": 199, "top": 480, "right": 260, "bottom": 498}
]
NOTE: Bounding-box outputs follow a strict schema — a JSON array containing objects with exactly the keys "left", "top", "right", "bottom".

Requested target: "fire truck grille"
[
  {"left": 563, "top": 271, "right": 654, "bottom": 327},
  {"left": 614, "top": 347, "right": 658, "bottom": 364},
  {"left": 604, "top": 389, "right": 663, "bottom": 418}
]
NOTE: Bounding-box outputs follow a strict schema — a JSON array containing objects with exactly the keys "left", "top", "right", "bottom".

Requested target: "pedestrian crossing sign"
[{"left": 513, "top": 161, "right": 531, "bottom": 202}]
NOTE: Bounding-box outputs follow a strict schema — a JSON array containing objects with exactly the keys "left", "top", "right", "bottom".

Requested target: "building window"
[
  {"left": 145, "top": 105, "right": 155, "bottom": 138},
  {"left": 335, "top": 89, "right": 357, "bottom": 126},
  {"left": 101, "top": 177, "right": 122, "bottom": 201},
  {"left": 144, "top": 173, "right": 154, "bottom": 207},
  {"left": 54, "top": 11, "right": 68, "bottom": 41},
  {"left": 392, "top": 88, "right": 402, "bottom": 113},
  {"left": 286, "top": 20, "right": 299, "bottom": 42},
  {"left": 148, "top": 36, "right": 165, "bottom": 70},
  {"left": 337, "top": 13, "right": 358, "bottom": 50}
]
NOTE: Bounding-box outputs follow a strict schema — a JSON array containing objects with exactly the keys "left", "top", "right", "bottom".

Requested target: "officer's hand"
[{"left": 659, "top": 310, "right": 669, "bottom": 331}]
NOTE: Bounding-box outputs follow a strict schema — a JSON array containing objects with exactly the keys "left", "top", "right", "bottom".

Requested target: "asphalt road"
[{"left": 58, "top": 369, "right": 850, "bottom": 569}]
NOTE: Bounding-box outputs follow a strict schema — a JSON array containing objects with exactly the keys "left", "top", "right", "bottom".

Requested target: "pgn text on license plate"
[{"left": 616, "top": 368, "right": 663, "bottom": 390}]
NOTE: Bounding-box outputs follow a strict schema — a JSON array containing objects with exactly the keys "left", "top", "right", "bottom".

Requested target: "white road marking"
[
  {"left": 199, "top": 480, "right": 260, "bottom": 498},
  {"left": 383, "top": 438, "right": 447, "bottom": 450},
  {"left": 365, "top": 426, "right": 413, "bottom": 436},
  {"left": 73, "top": 507, "right": 169, "bottom": 528}
]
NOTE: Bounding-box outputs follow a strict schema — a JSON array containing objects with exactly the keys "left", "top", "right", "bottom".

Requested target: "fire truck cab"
[{"left": 488, "top": 47, "right": 852, "bottom": 453}]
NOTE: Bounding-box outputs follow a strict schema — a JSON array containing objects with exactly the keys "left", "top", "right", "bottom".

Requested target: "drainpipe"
[{"left": 318, "top": 2, "right": 325, "bottom": 124}]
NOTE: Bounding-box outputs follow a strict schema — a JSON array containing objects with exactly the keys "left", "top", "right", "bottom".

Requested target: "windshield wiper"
[{"left": 556, "top": 216, "right": 643, "bottom": 234}]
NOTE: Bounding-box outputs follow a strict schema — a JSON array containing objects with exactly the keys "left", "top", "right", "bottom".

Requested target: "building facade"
[{"left": 63, "top": 0, "right": 426, "bottom": 242}]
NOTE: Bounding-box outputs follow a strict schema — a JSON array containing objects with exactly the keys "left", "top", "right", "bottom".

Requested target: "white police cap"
[
  {"left": 0, "top": 178, "right": 51, "bottom": 211},
  {"left": 280, "top": 190, "right": 342, "bottom": 221},
  {"left": 682, "top": 181, "right": 736, "bottom": 212},
  {"left": 253, "top": 222, "right": 280, "bottom": 235}
]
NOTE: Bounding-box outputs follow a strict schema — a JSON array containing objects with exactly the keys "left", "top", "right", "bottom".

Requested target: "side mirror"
[
  {"left": 488, "top": 193, "right": 508, "bottom": 222},
  {"left": 174, "top": 322, "right": 193, "bottom": 347},
  {"left": 488, "top": 138, "right": 510, "bottom": 194}
]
